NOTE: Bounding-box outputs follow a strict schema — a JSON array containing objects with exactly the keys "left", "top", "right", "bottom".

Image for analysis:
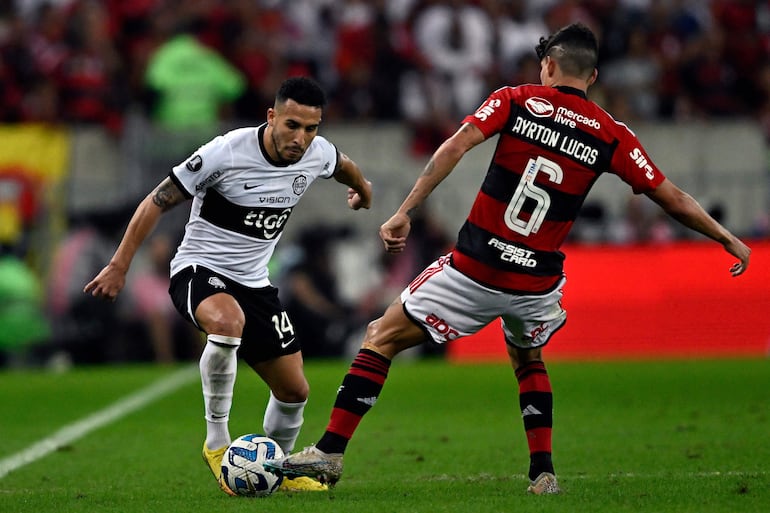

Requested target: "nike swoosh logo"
[
  {"left": 244, "top": 183, "right": 261, "bottom": 190},
  {"left": 281, "top": 338, "right": 295, "bottom": 349}
]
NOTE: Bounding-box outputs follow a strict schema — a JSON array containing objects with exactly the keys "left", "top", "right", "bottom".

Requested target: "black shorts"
[{"left": 168, "top": 265, "right": 300, "bottom": 365}]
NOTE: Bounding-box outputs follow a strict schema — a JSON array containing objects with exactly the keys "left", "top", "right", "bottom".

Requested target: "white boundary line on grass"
[{"left": 0, "top": 365, "right": 198, "bottom": 480}]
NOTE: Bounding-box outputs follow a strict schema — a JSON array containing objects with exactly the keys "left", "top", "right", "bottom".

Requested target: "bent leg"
[
  {"left": 316, "top": 299, "right": 427, "bottom": 454},
  {"left": 251, "top": 352, "right": 309, "bottom": 453}
]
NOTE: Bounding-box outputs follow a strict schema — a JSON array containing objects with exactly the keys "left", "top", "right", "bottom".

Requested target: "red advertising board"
[{"left": 447, "top": 241, "right": 770, "bottom": 362}]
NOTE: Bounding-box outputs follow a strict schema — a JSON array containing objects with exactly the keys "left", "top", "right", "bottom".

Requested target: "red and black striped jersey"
[{"left": 452, "top": 84, "right": 666, "bottom": 293}]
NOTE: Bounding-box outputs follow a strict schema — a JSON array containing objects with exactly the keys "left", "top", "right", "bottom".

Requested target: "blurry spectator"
[
  {"left": 712, "top": 0, "right": 764, "bottom": 109},
  {"left": 127, "top": 233, "right": 201, "bottom": 363},
  {"left": 227, "top": 0, "right": 290, "bottom": 122},
  {"left": 679, "top": 27, "right": 743, "bottom": 117},
  {"left": 643, "top": 0, "right": 692, "bottom": 119},
  {"left": 492, "top": 0, "right": 548, "bottom": 83},
  {"left": 412, "top": 0, "right": 494, "bottom": 115},
  {"left": 332, "top": 0, "right": 377, "bottom": 119},
  {"left": 757, "top": 60, "right": 770, "bottom": 143},
  {"left": 56, "top": 0, "right": 127, "bottom": 134},
  {"left": 15, "top": 0, "right": 77, "bottom": 21},
  {"left": 569, "top": 202, "right": 608, "bottom": 244},
  {"left": 0, "top": 248, "right": 51, "bottom": 367},
  {"left": 283, "top": 0, "right": 337, "bottom": 87},
  {"left": 609, "top": 194, "right": 675, "bottom": 244},
  {"left": 103, "top": 0, "right": 163, "bottom": 109},
  {"left": 281, "top": 225, "right": 361, "bottom": 358},
  {"left": 508, "top": 52, "right": 543, "bottom": 86},
  {"left": 542, "top": 0, "right": 599, "bottom": 33},
  {"left": 143, "top": 20, "right": 246, "bottom": 131},
  {"left": 0, "top": 13, "right": 32, "bottom": 122},
  {"left": 403, "top": 0, "right": 494, "bottom": 155},
  {"left": 46, "top": 207, "right": 135, "bottom": 364},
  {"left": 601, "top": 26, "right": 661, "bottom": 120},
  {"left": 1, "top": 3, "right": 68, "bottom": 123},
  {"left": 366, "top": 1, "right": 417, "bottom": 120},
  {"left": 141, "top": 16, "right": 247, "bottom": 242}
]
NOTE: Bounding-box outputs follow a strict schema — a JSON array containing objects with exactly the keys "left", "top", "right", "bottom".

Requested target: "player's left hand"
[
  {"left": 724, "top": 237, "right": 750, "bottom": 277},
  {"left": 347, "top": 180, "right": 372, "bottom": 210}
]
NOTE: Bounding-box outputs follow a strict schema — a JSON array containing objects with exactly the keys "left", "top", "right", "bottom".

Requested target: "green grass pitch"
[{"left": 0, "top": 357, "right": 767, "bottom": 513}]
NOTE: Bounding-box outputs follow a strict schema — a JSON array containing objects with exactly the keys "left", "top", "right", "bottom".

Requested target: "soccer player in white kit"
[{"left": 85, "top": 77, "right": 372, "bottom": 494}]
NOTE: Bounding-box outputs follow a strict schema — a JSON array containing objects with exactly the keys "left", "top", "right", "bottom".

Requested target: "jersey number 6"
[{"left": 505, "top": 156, "right": 563, "bottom": 236}]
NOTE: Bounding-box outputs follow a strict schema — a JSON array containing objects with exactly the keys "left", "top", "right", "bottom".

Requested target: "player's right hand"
[
  {"left": 83, "top": 262, "right": 127, "bottom": 301},
  {"left": 379, "top": 212, "right": 411, "bottom": 253}
]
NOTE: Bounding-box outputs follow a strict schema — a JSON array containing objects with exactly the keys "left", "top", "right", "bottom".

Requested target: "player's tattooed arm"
[
  {"left": 400, "top": 123, "right": 484, "bottom": 218},
  {"left": 151, "top": 178, "right": 186, "bottom": 212}
]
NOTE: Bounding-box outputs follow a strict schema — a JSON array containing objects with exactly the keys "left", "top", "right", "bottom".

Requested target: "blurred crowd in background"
[
  {"left": 2, "top": 0, "right": 770, "bottom": 368},
  {"left": 2, "top": 0, "right": 770, "bottom": 143}
]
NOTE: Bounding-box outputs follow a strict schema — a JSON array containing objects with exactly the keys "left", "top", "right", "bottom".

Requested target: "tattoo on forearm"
[{"left": 152, "top": 180, "right": 182, "bottom": 211}]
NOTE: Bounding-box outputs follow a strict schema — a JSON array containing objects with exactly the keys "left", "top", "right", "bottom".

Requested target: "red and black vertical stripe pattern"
[
  {"left": 515, "top": 360, "right": 555, "bottom": 480},
  {"left": 317, "top": 349, "right": 392, "bottom": 454}
]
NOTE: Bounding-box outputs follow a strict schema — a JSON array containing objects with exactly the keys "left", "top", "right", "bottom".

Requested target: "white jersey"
[{"left": 169, "top": 124, "right": 338, "bottom": 287}]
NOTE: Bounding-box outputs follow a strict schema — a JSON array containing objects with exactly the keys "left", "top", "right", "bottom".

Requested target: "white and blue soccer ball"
[{"left": 220, "top": 434, "right": 284, "bottom": 496}]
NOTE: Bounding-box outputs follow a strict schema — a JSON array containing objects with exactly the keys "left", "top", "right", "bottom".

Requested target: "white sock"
[
  {"left": 263, "top": 391, "right": 306, "bottom": 454},
  {"left": 200, "top": 334, "right": 240, "bottom": 450}
]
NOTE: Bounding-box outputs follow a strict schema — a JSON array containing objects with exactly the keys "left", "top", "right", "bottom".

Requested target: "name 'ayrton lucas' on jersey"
[{"left": 511, "top": 111, "right": 600, "bottom": 166}]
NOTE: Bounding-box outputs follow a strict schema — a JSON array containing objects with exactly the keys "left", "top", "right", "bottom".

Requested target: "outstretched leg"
[{"left": 264, "top": 299, "right": 425, "bottom": 484}]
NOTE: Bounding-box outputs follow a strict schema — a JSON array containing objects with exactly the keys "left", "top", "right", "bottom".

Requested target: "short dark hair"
[
  {"left": 275, "top": 76, "right": 327, "bottom": 108},
  {"left": 535, "top": 23, "right": 598, "bottom": 79}
]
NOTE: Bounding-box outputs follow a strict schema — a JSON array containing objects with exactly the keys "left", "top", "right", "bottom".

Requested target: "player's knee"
[
  {"left": 364, "top": 318, "right": 382, "bottom": 340},
  {"left": 363, "top": 318, "right": 394, "bottom": 353},
  {"left": 196, "top": 295, "right": 245, "bottom": 336},
  {"left": 272, "top": 381, "right": 309, "bottom": 403},
  {"left": 508, "top": 345, "right": 542, "bottom": 367},
  {"left": 200, "top": 309, "right": 245, "bottom": 337}
]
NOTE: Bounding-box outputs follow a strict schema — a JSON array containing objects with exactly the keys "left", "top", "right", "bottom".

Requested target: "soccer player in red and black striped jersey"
[{"left": 265, "top": 23, "right": 751, "bottom": 494}]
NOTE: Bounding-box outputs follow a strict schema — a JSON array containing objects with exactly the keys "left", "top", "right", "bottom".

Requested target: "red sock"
[
  {"left": 316, "top": 349, "right": 391, "bottom": 454},
  {"left": 515, "top": 360, "right": 554, "bottom": 479}
]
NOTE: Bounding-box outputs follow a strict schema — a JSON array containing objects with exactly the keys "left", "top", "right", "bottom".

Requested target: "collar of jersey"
[
  {"left": 554, "top": 85, "right": 587, "bottom": 99},
  {"left": 257, "top": 123, "right": 295, "bottom": 168}
]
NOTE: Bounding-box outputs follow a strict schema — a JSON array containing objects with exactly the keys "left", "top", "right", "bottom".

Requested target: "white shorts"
[{"left": 400, "top": 254, "right": 567, "bottom": 349}]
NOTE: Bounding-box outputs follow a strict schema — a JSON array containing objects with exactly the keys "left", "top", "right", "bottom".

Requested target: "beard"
[{"left": 271, "top": 132, "right": 303, "bottom": 164}]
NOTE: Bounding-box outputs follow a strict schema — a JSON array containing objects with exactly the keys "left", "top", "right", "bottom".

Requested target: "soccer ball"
[{"left": 220, "top": 434, "right": 284, "bottom": 496}]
